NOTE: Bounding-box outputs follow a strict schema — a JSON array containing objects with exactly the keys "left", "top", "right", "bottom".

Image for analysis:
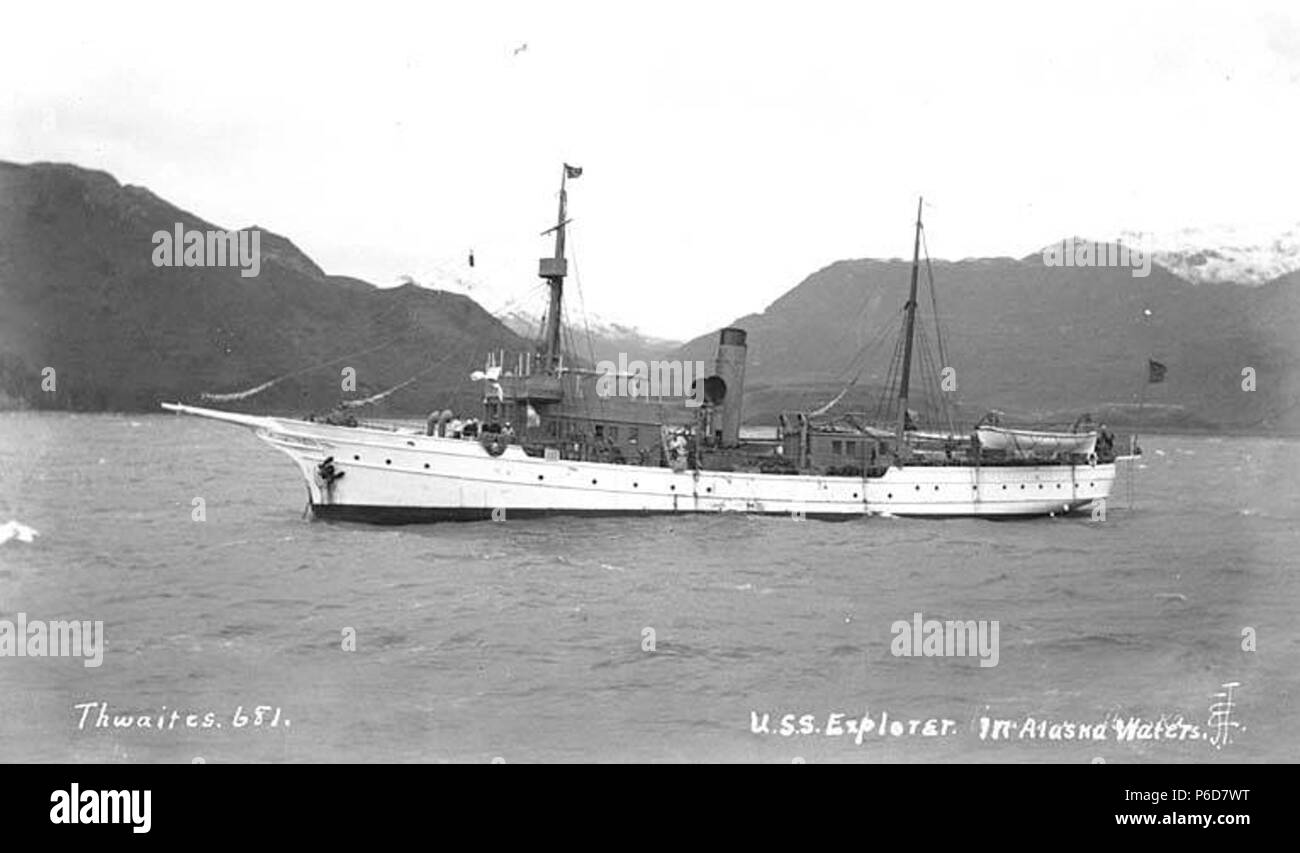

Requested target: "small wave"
[{"left": 1038, "top": 633, "right": 1144, "bottom": 651}]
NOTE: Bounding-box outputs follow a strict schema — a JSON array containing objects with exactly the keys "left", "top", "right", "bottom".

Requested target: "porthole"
[
  {"left": 592, "top": 479, "right": 598, "bottom": 485},
  {"left": 406, "top": 441, "right": 414, "bottom": 447},
  {"left": 887, "top": 492, "right": 893, "bottom": 498},
  {"left": 915, "top": 485, "right": 921, "bottom": 491},
  {"left": 353, "top": 455, "right": 360, "bottom": 461},
  {"left": 1038, "top": 484, "right": 1043, "bottom": 489},
  {"left": 933, "top": 485, "right": 939, "bottom": 491},
  {"left": 385, "top": 459, "right": 392, "bottom": 465},
  {"left": 1019, "top": 484, "right": 1025, "bottom": 489},
  {"left": 853, "top": 492, "right": 859, "bottom": 499},
  {"left": 633, "top": 482, "right": 639, "bottom": 488},
  {"left": 423, "top": 463, "right": 430, "bottom": 469},
  {"left": 706, "top": 486, "right": 713, "bottom": 493},
  {"left": 538, "top": 475, "right": 544, "bottom": 481},
  {"left": 1001, "top": 485, "right": 1007, "bottom": 490},
  {"left": 670, "top": 485, "right": 676, "bottom": 491}
]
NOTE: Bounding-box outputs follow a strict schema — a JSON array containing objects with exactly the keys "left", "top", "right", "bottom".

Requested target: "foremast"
[{"left": 540, "top": 163, "right": 580, "bottom": 371}]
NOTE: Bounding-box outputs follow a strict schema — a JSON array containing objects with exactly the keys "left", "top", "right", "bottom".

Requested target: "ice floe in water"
[{"left": 0, "top": 520, "right": 39, "bottom": 545}]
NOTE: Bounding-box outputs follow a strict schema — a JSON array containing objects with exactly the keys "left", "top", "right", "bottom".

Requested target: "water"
[{"left": 1, "top": 413, "right": 1296, "bottom": 763}]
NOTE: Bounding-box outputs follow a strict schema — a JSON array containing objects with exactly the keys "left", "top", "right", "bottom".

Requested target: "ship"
[{"left": 163, "top": 167, "right": 1127, "bottom": 521}]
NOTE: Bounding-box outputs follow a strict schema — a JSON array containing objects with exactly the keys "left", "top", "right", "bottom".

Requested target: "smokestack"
[{"left": 713, "top": 327, "right": 747, "bottom": 447}]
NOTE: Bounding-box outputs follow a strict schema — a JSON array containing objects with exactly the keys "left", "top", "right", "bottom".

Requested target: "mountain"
[
  {"left": 0, "top": 161, "right": 525, "bottom": 415},
  {"left": 674, "top": 253, "right": 1300, "bottom": 434},
  {"left": 498, "top": 308, "right": 683, "bottom": 366}
]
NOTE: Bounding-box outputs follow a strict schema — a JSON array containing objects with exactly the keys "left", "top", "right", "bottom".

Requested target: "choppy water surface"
[{"left": 0, "top": 413, "right": 1295, "bottom": 762}]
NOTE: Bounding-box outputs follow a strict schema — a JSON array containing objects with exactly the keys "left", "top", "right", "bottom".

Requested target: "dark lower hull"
[{"left": 308, "top": 503, "right": 1088, "bottom": 524}]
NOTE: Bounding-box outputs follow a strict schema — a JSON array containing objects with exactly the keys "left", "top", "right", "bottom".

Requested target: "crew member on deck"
[{"left": 1098, "top": 424, "right": 1114, "bottom": 455}]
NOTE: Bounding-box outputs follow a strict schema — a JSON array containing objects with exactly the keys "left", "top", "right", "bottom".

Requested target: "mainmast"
[
  {"left": 540, "top": 164, "right": 578, "bottom": 371},
  {"left": 896, "top": 196, "right": 924, "bottom": 444}
]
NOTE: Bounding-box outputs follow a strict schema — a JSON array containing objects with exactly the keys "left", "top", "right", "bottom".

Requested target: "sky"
[{"left": 3, "top": 0, "right": 1299, "bottom": 339}]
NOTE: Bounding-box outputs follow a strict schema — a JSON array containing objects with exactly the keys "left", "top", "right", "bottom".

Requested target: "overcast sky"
[{"left": 4, "top": 0, "right": 1299, "bottom": 339}]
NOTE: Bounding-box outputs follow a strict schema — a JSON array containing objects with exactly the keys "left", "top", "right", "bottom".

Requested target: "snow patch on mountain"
[
  {"left": 1120, "top": 223, "right": 1300, "bottom": 285},
  {"left": 498, "top": 309, "right": 683, "bottom": 362}
]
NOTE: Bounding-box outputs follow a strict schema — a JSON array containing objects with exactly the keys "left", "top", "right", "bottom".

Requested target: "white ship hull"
[{"left": 165, "top": 404, "right": 1117, "bottom": 520}]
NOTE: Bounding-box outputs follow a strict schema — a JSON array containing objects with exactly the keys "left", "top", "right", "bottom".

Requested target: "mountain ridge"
[
  {"left": 0, "top": 160, "right": 525, "bottom": 415},
  {"left": 672, "top": 254, "right": 1300, "bottom": 433}
]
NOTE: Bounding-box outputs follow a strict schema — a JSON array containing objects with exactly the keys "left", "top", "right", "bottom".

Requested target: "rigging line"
[
  {"left": 805, "top": 310, "right": 903, "bottom": 417},
  {"left": 821, "top": 261, "right": 897, "bottom": 367},
  {"left": 877, "top": 322, "right": 905, "bottom": 412},
  {"left": 559, "top": 301, "right": 602, "bottom": 425},
  {"left": 822, "top": 295, "right": 883, "bottom": 377},
  {"left": 912, "top": 319, "right": 931, "bottom": 422},
  {"left": 917, "top": 318, "right": 953, "bottom": 432},
  {"left": 915, "top": 320, "right": 946, "bottom": 429},
  {"left": 870, "top": 332, "right": 895, "bottom": 423},
  {"left": 566, "top": 231, "right": 602, "bottom": 373},
  {"left": 822, "top": 302, "right": 907, "bottom": 390},
  {"left": 837, "top": 304, "right": 904, "bottom": 383},
  {"left": 920, "top": 226, "right": 949, "bottom": 375},
  {"left": 807, "top": 372, "right": 859, "bottom": 417},
  {"left": 872, "top": 324, "right": 906, "bottom": 424},
  {"left": 827, "top": 300, "right": 906, "bottom": 385},
  {"left": 337, "top": 346, "right": 471, "bottom": 409},
  {"left": 198, "top": 330, "right": 417, "bottom": 402},
  {"left": 568, "top": 235, "right": 625, "bottom": 424},
  {"left": 915, "top": 320, "right": 939, "bottom": 414}
]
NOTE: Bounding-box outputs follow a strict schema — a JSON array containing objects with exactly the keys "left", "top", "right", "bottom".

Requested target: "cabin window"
[
  {"left": 629, "top": 427, "right": 639, "bottom": 444},
  {"left": 546, "top": 420, "right": 557, "bottom": 436},
  {"left": 846, "top": 441, "right": 857, "bottom": 456},
  {"left": 608, "top": 426, "right": 619, "bottom": 442},
  {"left": 594, "top": 424, "right": 604, "bottom": 440},
  {"left": 831, "top": 440, "right": 843, "bottom": 455}
]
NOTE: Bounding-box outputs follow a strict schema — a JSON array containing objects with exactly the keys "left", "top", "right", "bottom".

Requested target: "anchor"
[{"left": 314, "top": 457, "right": 345, "bottom": 506}]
